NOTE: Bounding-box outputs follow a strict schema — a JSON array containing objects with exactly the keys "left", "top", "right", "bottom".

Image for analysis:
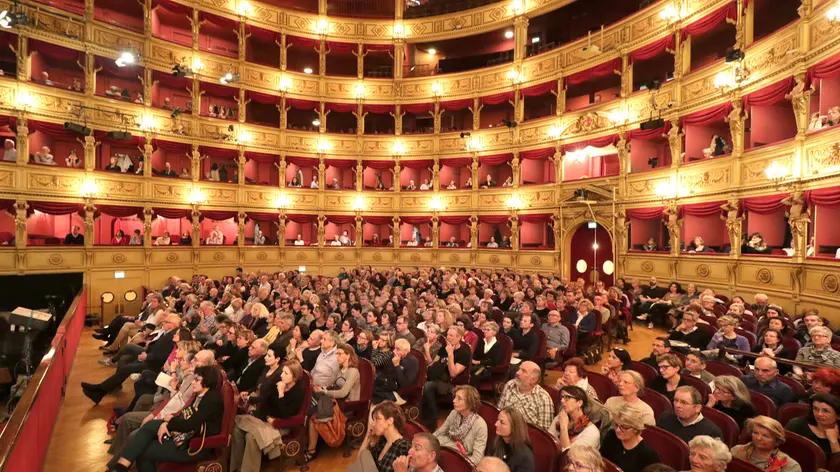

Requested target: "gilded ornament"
[
  {"left": 449, "top": 254, "right": 459, "bottom": 262},
  {"left": 372, "top": 253, "right": 383, "bottom": 261},
  {"left": 296, "top": 252, "right": 307, "bottom": 260},
  {"left": 489, "top": 255, "right": 500, "bottom": 264},
  {"left": 48, "top": 254, "right": 64, "bottom": 266},
  {"left": 256, "top": 251, "right": 268, "bottom": 260},
  {"left": 696, "top": 264, "right": 711, "bottom": 278},
  {"left": 530, "top": 256, "right": 542, "bottom": 266},
  {"left": 112, "top": 253, "right": 126, "bottom": 264},
  {"left": 335, "top": 252, "right": 345, "bottom": 261},
  {"left": 410, "top": 253, "right": 421, "bottom": 262},
  {"left": 821, "top": 274, "right": 840, "bottom": 294},
  {"left": 755, "top": 268, "right": 773, "bottom": 284},
  {"left": 213, "top": 252, "right": 225, "bottom": 261},
  {"left": 641, "top": 261, "right": 654, "bottom": 273},
  {"left": 166, "top": 253, "right": 179, "bottom": 263}
]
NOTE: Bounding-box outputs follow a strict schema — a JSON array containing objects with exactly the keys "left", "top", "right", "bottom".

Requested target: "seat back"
[
  {"left": 479, "top": 400, "right": 500, "bottom": 446},
  {"left": 409, "top": 327, "right": 425, "bottom": 342},
  {"left": 560, "top": 321, "right": 577, "bottom": 357},
  {"left": 776, "top": 375, "right": 807, "bottom": 399},
  {"left": 585, "top": 371, "right": 618, "bottom": 402},
  {"left": 641, "top": 426, "right": 690, "bottom": 470},
  {"left": 527, "top": 424, "right": 557, "bottom": 472},
  {"left": 705, "top": 361, "right": 743, "bottom": 378},
  {"left": 780, "top": 337, "right": 801, "bottom": 359},
  {"left": 631, "top": 361, "right": 658, "bottom": 386},
  {"left": 735, "top": 329, "right": 757, "bottom": 349},
  {"left": 530, "top": 329, "right": 548, "bottom": 367},
  {"left": 438, "top": 446, "right": 474, "bottom": 472},
  {"left": 399, "top": 350, "right": 427, "bottom": 421},
  {"left": 726, "top": 457, "right": 763, "bottom": 472},
  {"left": 641, "top": 388, "right": 672, "bottom": 417},
  {"left": 776, "top": 403, "right": 809, "bottom": 427},
  {"left": 740, "top": 321, "right": 757, "bottom": 333},
  {"left": 403, "top": 419, "right": 430, "bottom": 441},
  {"left": 189, "top": 380, "right": 238, "bottom": 449},
  {"left": 701, "top": 406, "right": 740, "bottom": 447},
  {"left": 603, "top": 456, "right": 624, "bottom": 472},
  {"left": 345, "top": 358, "right": 374, "bottom": 417},
  {"left": 748, "top": 390, "right": 777, "bottom": 418},
  {"left": 490, "top": 333, "right": 513, "bottom": 374},
  {"left": 780, "top": 430, "right": 827, "bottom": 472},
  {"left": 681, "top": 374, "right": 711, "bottom": 404}
]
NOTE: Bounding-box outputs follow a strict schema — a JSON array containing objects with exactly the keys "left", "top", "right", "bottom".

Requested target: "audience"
[
  {"left": 363, "top": 401, "right": 411, "bottom": 472},
  {"left": 432, "top": 385, "right": 487, "bottom": 465},
  {"left": 600, "top": 408, "right": 660, "bottom": 471},
  {"left": 422, "top": 325, "right": 470, "bottom": 430},
  {"left": 656, "top": 386, "right": 723, "bottom": 443},
  {"left": 683, "top": 351, "right": 715, "bottom": 385},
  {"left": 498, "top": 361, "right": 554, "bottom": 431},
  {"left": 732, "top": 416, "right": 802, "bottom": 472},
  {"left": 785, "top": 393, "right": 840, "bottom": 457},
  {"left": 605, "top": 370, "right": 655, "bottom": 426},
  {"left": 706, "top": 375, "right": 757, "bottom": 428},
  {"left": 650, "top": 353, "right": 690, "bottom": 402},
  {"left": 741, "top": 357, "right": 794, "bottom": 407},
  {"left": 490, "top": 406, "right": 535, "bottom": 472},
  {"left": 549, "top": 385, "right": 599, "bottom": 451},
  {"left": 688, "top": 435, "right": 732, "bottom": 472}
]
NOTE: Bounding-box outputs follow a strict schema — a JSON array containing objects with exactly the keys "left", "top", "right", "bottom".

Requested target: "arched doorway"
[{"left": 568, "top": 222, "right": 615, "bottom": 286}]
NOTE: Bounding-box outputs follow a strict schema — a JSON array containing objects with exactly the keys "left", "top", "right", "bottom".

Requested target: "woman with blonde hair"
[
  {"left": 732, "top": 416, "right": 801, "bottom": 472},
  {"left": 567, "top": 444, "right": 604, "bottom": 472},
  {"left": 434, "top": 310, "right": 454, "bottom": 331},
  {"left": 433, "top": 385, "right": 488, "bottom": 465},
  {"left": 706, "top": 375, "right": 757, "bottom": 428},
  {"left": 600, "top": 408, "right": 659, "bottom": 471},
  {"left": 688, "top": 435, "right": 732, "bottom": 472},
  {"left": 604, "top": 370, "right": 655, "bottom": 426}
]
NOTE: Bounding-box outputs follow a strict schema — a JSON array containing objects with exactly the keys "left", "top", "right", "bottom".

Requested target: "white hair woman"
[
  {"left": 688, "top": 435, "right": 732, "bottom": 472},
  {"left": 604, "top": 370, "right": 655, "bottom": 426},
  {"left": 566, "top": 444, "right": 604, "bottom": 472},
  {"left": 731, "top": 416, "right": 801, "bottom": 472}
]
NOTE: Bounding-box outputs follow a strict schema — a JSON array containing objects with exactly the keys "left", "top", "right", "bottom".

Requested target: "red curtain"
[
  {"left": 94, "top": 130, "right": 145, "bottom": 146},
  {"left": 563, "top": 134, "right": 618, "bottom": 153},
  {"left": 288, "top": 36, "right": 318, "bottom": 49},
  {"left": 245, "top": 151, "right": 278, "bottom": 163},
  {"left": 326, "top": 215, "right": 356, "bottom": 225},
  {"left": 201, "top": 210, "right": 238, "bottom": 222},
  {"left": 0, "top": 116, "right": 17, "bottom": 129},
  {"left": 741, "top": 194, "right": 786, "bottom": 214},
  {"left": 681, "top": 1, "right": 738, "bottom": 40},
  {"left": 401, "top": 159, "right": 433, "bottom": 169},
  {"left": 247, "top": 90, "right": 279, "bottom": 105},
  {"left": 365, "top": 44, "right": 392, "bottom": 53},
  {"left": 153, "top": 70, "right": 191, "bottom": 90},
  {"left": 287, "top": 98, "right": 317, "bottom": 110},
  {"left": 519, "top": 147, "right": 554, "bottom": 160},
  {"left": 439, "top": 215, "right": 471, "bottom": 225},
  {"left": 565, "top": 58, "right": 621, "bottom": 86},
  {"left": 30, "top": 39, "right": 83, "bottom": 62},
  {"left": 679, "top": 201, "right": 725, "bottom": 217},
  {"left": 481, "top": 91, "right": 514, "bottom": 106},
  {"left": 247, "top": 25, "right": 280, "bottom": 43},
  {"left": 0, "top": 199, "right": 13, "bottom": 215},
  {"left": 326, "top": 41, "right": 357, "bottom": 54},
  {"left": 628, "top": 35, "right": 675, "bottom": 64},
  {"left": 479, "top": 215, "right": 510, "bottom": 224},
  {"left": 326, "top": 102, "right": 357, "bottom": 113},
  {"left": 681, "top": 102, "right": 732, "bottom": 126},
  {"left": 808, "top": 52, "right": 840, "bottom": 82},
  {"left": 246, "top": 211, "right": 278, "bottom": 221},
  {"left": 519, "top": 81, "right": 557, "bottom": 98},
  {"left": 479, "top": 153, "right": 513, "bottom": 165},
  {"left": 287, "top": 213, "right": 316, "bottom": 223},
  {"left": 286, "top": 156, "right": 317, "bottom": 167},
  {"left": 363, "top": 104, "right": 394, "bottom": 114},
  {"left": 627, "top": 207, "right": 665, "bottom": 220},
  {"left": 363, "top": 160, "right": 394, "bottom": 170},
  {"left": 440, "top": 99, "right": 473, "bottom": 111},
  {"left": 807, "top": 187, "right": 840, "bottom": 207},
  {"left": 200, "top": 81, "right": 237, "bottom": 98},
  {"left": 402, "top": 102, "right": 434, "bottom": 114},
  {"left": 363, "top": 215, "right": 392, "bottom": 225},
  {"left": 401, "top": 216, "right": 431, "bottom": 225},
  {"left": 519, "top": 213, "right": 551, "bottom": 223},
  {"left": 198, "top": 12, "right": 239, "bottom": 30},
  {"left": 97, "top": 205, "right": 143, "bottom": 219},
  {"left": 96, "top": 56, "right": 141, "bottom": 78},
  {"left": 440, "top": 157, "right": 472, "bottom": 167},
  {"left": 153, "top": 0, "right": 192, "bottom": 15},
  {"left": 153, "top": 139, "right": 191, "bottom": 154},
  {"left": 743, "top": 78, "right": 794, "bottom": 107},
  {"left": 28, "top": 120, "right": 87, "bottom": 139},
  {"left": 153, "top": 207, "right": 192, "bottom": 219},
  {"left": 0, "top": 31, "right": 14, "bottom": 49},
  {"left": 199, "top": 145, "right": 238, "bottom": 159},
  {"left": 27, "top": 202, "right": 82, "bottom": 216},
  {"left": 627, "top": 121, "right": 672, "bottom": 140},
  {"left": 326, "top": 158, "right": 356, "bottom": 168}
]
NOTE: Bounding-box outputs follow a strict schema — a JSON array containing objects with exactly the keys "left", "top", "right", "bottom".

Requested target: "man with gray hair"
[
  {"left": 497, "top": 360, "right": 554, "bottom": 430},
  {"left": 741, "top": 356, "right": 793, "bottom": 407},
  {"left": 393, "top": 433, "right": 441, "bottom": 472},
  {"left": 2, "top": 138, "right": 16, "bottom": 162},
  {"left": 192, "top": 300, "right": 217, "bottom": 344},
  {"left": 236, "top": 339, "right": 267, "bottom": 393},
  {"left": 656, "top": 386, "right": 722, "bottom": 443},
  {"left": 476, "top": 457, "right": 510, "bottom": 472},
  {"left": 311, "top": 330, "right": 341, "bottom": 388}
]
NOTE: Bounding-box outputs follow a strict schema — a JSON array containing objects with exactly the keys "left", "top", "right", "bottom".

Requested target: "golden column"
[
  {"left": 83, "top": 201, "right": 96, "bottom": 250},
  {"left": 391, "top": 216, "right": 401, "bottom": 248},
  {"left": 277, "top": 213, "right": 287, "bottom": 247},
  {"left": 15, "top": 118, "right": 28, "bottom": 166},
  {"left": 82, "top": 135, "right": 97, "bottom": 172},
  {"left": 393, "top": 104, "right": 403, "bottom": 136},
  {"left": 355, "top": 43, "right": 366, "bottom": 79},
  {"left": 355, "top": 215, "right": 363, "bottom": 249},
  {"left": 190, "top": 144, "right": 202, "bottom": 182},
  {"left": 237, "top": 148, "right": 247, "bottom": 185},
  {"left": 13, "top": 200, "right": 28, "bottom": 250},
  {"left": 237, "top": 211, "right": 247, "bottom": 247},
  {"left": 319, "top": 102, "right": 328, "bottom": 133},
  {"left": 725, "top": 98, "right": 746, "bottom": 156},
  {"left": 355, "top": 102, "right": 365, "bottom": 136},
  {"left": 11, "top": 34, "right": 28, "bottom": 84},
  {"left": 393, "top": 155, "right": 401, "bottom": 193},
  {"left": 667, "top": 119, "right": 684, "bottom": 169},
  {"left": 143, "top": 206, "right": 154, "bottom": 248},
  {"left": 470, "top": 97, "right": 482, "bottom": 131},
  {"left": 431, "top": 215, "right": 439, "bottom": 249},
  {"left": 432, "top": 160, "right": 440, "bottom": 191},
  {"left": 278, "top": 33, "right": 289, "bottom": 71},
  {"left": 469, "top": 215, "right": 478, "bottom": 250},
  {"left": 471, "top": 153, "right": 479, "bottom": 190},
  {"left": 317, "top": 214, "right": 326, "bottom": 247},
  {"left": 277, "top": 154, "right": 287, "bottom": 189},
  {"left": 554, "top": 79, "right": 565, "bottom": 116},
  {"left": 355, "top": 157, "right": 364, "bottom": 191},
  {"left": 190, "top": 207, "right": 202, "bottom": 248},
  {"left": 786, "top": 72, "right": 814, "bottom": 138},
  {"left": 510, "top": 151, "right": 520, "bottom": 189}
]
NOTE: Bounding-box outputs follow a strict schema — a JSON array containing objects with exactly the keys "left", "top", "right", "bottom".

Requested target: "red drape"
[
  {"left": 807, "top": 187, "right": 840, "bottom": 207},
  {"left": 153, "top": 0, "right": 192, "bottom": 15},
  {"left": 808, "top": 52, "right": 840, "bottom": 82},
  {"left": 565, "top": 58, "right": 621, "bottom": 86},
  {"left": 478, "top": 215, "right": 510, "bottom": 224},
  {"left": 326, "top": 215, "right": 356, "bottom": 225},
  {"left": 27, "top": 202, "right": 82, "bottom": 216},
  {"left": 245, "top": 211, "right": 278, "bottom": 221},
  {"left": 440, "top": 157, "right": 473, "bottom": 167},
  {"left": 199, "top": 145, "right": 238, "bottom": 159},
  {"left": 363, "top": 104, "right": 394, "bottom": 114},
  {"left": 287, "top": 214, "right": 316, "bottom": 223},
  {"left": 96, "top": 56, "right": 142, "bottom": 79},
  {"left": 325, "top": 158, "right": 356, "bottom": 168},
  {"left": 401, "top": 216, "right": 431, "bottom": 225},
  {"left": 627, "top": 121, "right": 672, "bottom": 140},
  {"left": 153, "top": 70, "right": 191, "bottom": 90},
  {"left": 247, "top": 90, "right": 279, "bottom": 105},
  {"left": 153, "top": 207, "right": 192, "bottom": 219},
  {"left": 681, "top": 102, "right": 732, "bottom": 126},
  {"left": 0, "top": 199, "right": 14, "bottom": 215},
  {"left": 201, "top": 209, "right": 238, "bottom": 222},
  {"left": 153, "top": 139, "right": 191, "bottom": 154},
  {"left": 741, "top": 194, "right": 786, "bottom": 214},
  {"left": 247, "top": 25, "right": 279, "bottom": 43},
  {"left": 326, "top": 102, "right": 357, "bottom": 113},
  {"left": 97, "top": 205, "right": 143, "bottom": 219},
  {"left": 29, "top": 39, "right": 83, "bottom": 62},
  {"left": 286, "top": 156, "right": 317, "bottom": 167},
  {"left": 94, "top": 130, "right": 145, "bottom": 146},
  {"left": 628, "top": 34, "right": 675, "bottom": 64},
  {"left": 439, "top": 215, "right": 471, "bottom": 225},
  {"left": 440, "top": 99, "right": 473, "bottom": 111},
  {"left": 627, "top": 207, "right": 665, "bottom": 220},
  {"left": 363, "top": 215, "right": 392, "bottom": 225},
  {"left": 479, "top": 153, "right": 513, "bottom": 165},
  {"left": 200, "top": 81, "right": 237, "bottom": 98},
  {"left": 287, "top": 36, "right": 318, "bottom": 49},
  {"left": 519, "top": 213, "right": 551, "bottom": 223},
  {"left": 0, "top": 116, "right": 16, "bottom": 129},
  {"left": 363, "top": 160, "right": 394, "bottom": 170},
  {"left": 743, "top": 78, "right": 794, "bottom": 107},
  {"left": 28, "top": 120, "right": 88, "bottom": 139},
  {"left": 401, "top": 159, "right": 433, "bottom": 169},
  {"left": 287, "top": 98, "right": 317, "bottom": 110},
  {"left": 0, "top": 31, "right": 14, "bottom": 49},
  {"left": 519, "top": 81, "right": 557, "bottom": 98},
  {"left": 244, "top": 151, "right": 278, "bottom": 163},
  {"left": 519, "top": 147, "right": 554, "bottom": 161},
  {"left": 402, "top": 102, "right": 434, "bottom": 114},
  {"left": 365, "top": 44, "right": 392, "bottom": 53},
  {"left": 325, "top": 41, "right": 356, "bottom": 54},
  {"left": 563, "top": 134, "right": 618, "bottom": 153},
  {"left": 481, "top": 91, "right": 514, "bottom": 106},
  {"left": 198, "top": 12, "right": 238, "bottom": 30},
  {"left": 679, "top": 201, "right": 726, "bottom": 217},
  {"left": 681, "top": 1, "right": 738, "bottom": 41}
]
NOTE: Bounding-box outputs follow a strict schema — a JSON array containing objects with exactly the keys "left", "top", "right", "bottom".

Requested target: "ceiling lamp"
[
  {"left": 430, "top": 82, "right": 442, "bottom": 97},
  {"left": 393, "top": 23, "right": 405, "bottom": 39},
  {"left": 220, "top": 72, "right": 240, "bottom": 85},
  {"left": 427, "top": 48, "right": 436, "bottom": 55},
  {"left": 830, "top": 1, "right": 840, "bottom": 23},
  {"left": 504, "top": 30, "right": 514, "bottom": 39},
  {"left": 116, "top": 51, "right": 139, "bottom": 67},
  {"left": 279, "top": 76, "right": 292, "bottom": 92},
  {"left": 304, "top": 67, "right": 313, "bottom": 74}
]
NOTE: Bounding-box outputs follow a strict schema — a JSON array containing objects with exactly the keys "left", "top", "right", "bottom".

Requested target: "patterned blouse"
[{"left": 369, "top": 436, "right": 411, "bottom": 472}]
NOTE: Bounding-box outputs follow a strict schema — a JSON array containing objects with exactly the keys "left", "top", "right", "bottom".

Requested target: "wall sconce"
[
  {"left": 316, "top": 17, "right": 329, "bottom": 36},
  {"left": 353, "top": 195, "right": 366, "bottom": 212},
  {"left": 354, "top": 82, "right": 365, "bottom": 99},
  {"left": 659, "top": 2, "right": 686, "bottom": 23},
  {"left": 16, "top": 90, "right": 34, "bottom": 110},
  {"left": 278, "top": 76, "right": 292, "bottom": 93},
  {"left": 764, "top": 160, "right": 789, "bottom": 187},
  {"left": 138, "top": 113, "right": 156, "bottom": 131},
  {"left": 430, "top": 82, "right": 442, "bottom": 97},
  {"left": 192, "top": 57, "right": 204, "bottom": 74},
  {"left": 466, "top": 136, "right": 483, "bottom": 152},
  {"left": 275, "top": 193, "right": 290, "bottom": 209},
  {"left": 393, "top": 22, "right": 404, "bottom": 39},
  {"left": 237, "top": 129, "right": 251, "bottom": 144},
  {"left": 80, "top": 178, "right": 98, "bottom": 198},
  {"left": 654, "top": 180, "right": 677, "bottom": 200},
  {"left": 237, "top": 0, "right": 252, "bottom": 16},
  {"left": 189, "top": 187, "right": 206, "bottom": 205},
  {"left": 510, "top": 0, "right": 525, "bottom": 16},
  {"left": 393, "top": 140, "right": 405, "bottom": 155},
  {"left": 507, "top": 69, "right": 522, "bottom": 85},
  {"left": 713, "top": 66, "right": 750, "bottom": 93},
  {"left": 547, "top": 124, "right": 562, "bottom": 140},
  {"left": 316, "top": 137, "right": 330, "bottom": 154},
  {"left": 608, "top": 109, "right": 628, "bottom": 124},
  {"left": 429, "top": 195, "right": 443, "bottom": 212},
  {"left": 828, "top": 1, "right": 840, "bottom": 23},
  {"left": 507, "top": 193, "right": 523, "bottom": 211},
  {"left": 220, "top": 72, "right": 240, "bottom": 85},
  {"left": 115, "top": 50, "right": 139, "bottom": 68}
]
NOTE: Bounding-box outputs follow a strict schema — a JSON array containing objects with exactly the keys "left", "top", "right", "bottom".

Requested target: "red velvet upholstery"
[
  {"left": 781, "top": 430, "right": 827, "bottom": 472},
  {"left": 735, "top": 328, "right": 757, "bottom": 349},
  {"left": 585, "top": 371, "right": 618, "bottom": 402},
  {"left": 474, "top": 333, "right": 512, "bottom": 399},
  {"left": 438, "top": 446, "right": 474, "bottom": 471},
  {"left": 343, "top": 358, "right": 374, "bottom": 454},
  {"left": 681, "top": 374, "right": 711, "bottom": 404},
  {"left": 403, "top": 419, "right": 430, "bottom": 441},
  {"left": 641, "top": 426, "right": 690, "bottom": 470},
  {"left": 776, "top": 403, "right": 809, "bottom": 427},
  {"left": 399, "top": 349, "right": 426, "bottom": 421},
  {"left": 478, "top": 401, "right": 499, "bottom": 446},
  {"left": 776, "top": 376, "right": 807, "bottom": 399},
  {"left": 604, "top": 457, "right": 625, "bottom": 472},
  {"left": 272, "top": 370, "right": 312, "bottom": 469},
  {"left": 631, "top": 361, "right": 658, "bottom": 386},
  {"left": 701, "top": 406, "right": 739, "bottom": 447},
  {"left": 527, "top": 424, "right": 557, "bottom": 472},
  {"left": 530, "top": 329, "right": 548, "bottom": 369},
  {"left": 560, "top": 321, "right": 578, "bottom": 363},
  {"left": 641, "top": 388, "right": 672, "bottom": 418},
  {"left": 727, "top": 457, "right": 763, "bottom": 472},
  {"left": 740, "top": 321, "right": 757, "bottom": 333},
  {"left": 748, "top": 391, "right": 777, "bottom": 418},
  {"left": 780, "top": 337, "right": 801, "bottom": 360},
  {"left": 705, "top": 361, "right": 743, "bottom": 378}
]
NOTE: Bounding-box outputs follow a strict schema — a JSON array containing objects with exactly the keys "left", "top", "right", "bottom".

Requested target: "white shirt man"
[
  {"left": 294, "top": 235, "right": 305, "bottom": 246},
  {"left": 486, "top": 237, "right": 499, "bottom": 248},
  {"left": 310, "top": 177, "right": 319, "bottom": 189},
  {"left": 419, "top": 179, "right": 431, "bottom": 190},
  {"left": 2, "top": 139, "right": 16, "bottom": 162},
  {"left": 330, "top": 236, "right": 342, "bottom": 246},
  {"left": 446, "top": 181, "right": 457, "bottom": 190}
]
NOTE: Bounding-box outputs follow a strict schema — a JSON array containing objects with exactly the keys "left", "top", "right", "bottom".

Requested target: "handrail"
[
  {"left": 0, "top": 288, "right": 85, "bottom": 471},
  {"left": 719, "top": 347, "right": 823, "bottom": 372}
]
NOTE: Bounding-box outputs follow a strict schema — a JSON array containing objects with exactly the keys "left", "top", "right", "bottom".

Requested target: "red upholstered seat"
[
  {"left": 408, "top": 327, "right": 425, "bottom": 342},
  {"left": 780, "top": 430, "right": 827, "bottom": 472},
  {"left": 478, "top": 401, "right": 500, "bottom": 446},
  {"left": 701, "top": 406, "right": 739, "bottom": 447},
  {"left": 527, "top": 424, "right": 557, "bottom": 472},
  {"left": 776, "top": 403, "right": 809, "bottom": 427},
  {"left": 641, "top": 426, "right": 690, "bottom": 470},
  {"left": 641, "top": 388, "right": 672, "bottom": 418},
  {"left": 604, "top": 456, "right": 624, "bottom": 472},
  {"left": 272, "top": 371, "right": 313, "bottom": 469},
  {"left": 748, "top": 390, "right": 777, "bottom": 418},
  {"left": 474, "top": 333, "right": 512, "bottom": 400},
  {"left": 705, "top": 361, "right": 743, "bottom": 377},
  {"left": 530, "top": 329, "right": 548, "bottom": 369},
  {"left": 438, "top": 446, "right": 474, "bottom": 471},
  {"left": 735, "top": 328, "right": 757, "bottom": 349},
  {"left": 560, "top": 321, "right": 578, "bottom": 363},
  {"left": 776, "top": 375, "right": 807, "bottom": 399},
  {"left": 829, "top": 454, "right": 840, "bottom": 472},
  {"left": 545, "top": 386, "right": 561, "bottom": 416},
  {"left": 780, "top": 337, "right": 801, "bottom": 359},
  {"left": 403, "top": 419, "right": 430, "bottom": 441},
  {"left": 727, "top": 457, "right": 763, "bottom": 472},
  {"left": 631, "top": 361, "right": 658, "bottom": 386},
  {"left": 343, "top": 358, "right": 374, "bottom": 455},
  {"left": 399, "top": 349, "right": 427, "bottom": 421},
  {"left": 681, "top": 374, "right": 711, "bottom": 404},
  {"left": 585, "top": 371, "right": 618, "bottom": 402}
]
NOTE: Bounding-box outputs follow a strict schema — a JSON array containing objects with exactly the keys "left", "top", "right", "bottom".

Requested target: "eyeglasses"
[{"left": 658, "top": 364, "right": 673, "bottom": 370}]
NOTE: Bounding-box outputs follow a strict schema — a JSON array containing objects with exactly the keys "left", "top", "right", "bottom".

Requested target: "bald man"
[
  {"left": 497, "top": 361, "right": 554, "bottom": 430},
  {"left": 476, "top": 457, "right": 511, "bottom": 472}
]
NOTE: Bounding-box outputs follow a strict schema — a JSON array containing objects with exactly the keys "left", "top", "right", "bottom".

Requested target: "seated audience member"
[
  {"left": 419, "top": 179, "right": 431, "bottom": 190},
  {"left": 741, "top": 357, "right": 794, "bottom": 407},
  {"left": 706, "top": 375, "right": 757, "bottom": 428},
  {"left": 706, "top": 316, "right": 749, "bottom": 363},
  {"left": 362, "top": 401, "right": 411, "bottom": 472},
  {"left": 2, "top": 139, "right": 16, "bottom": 162},
  {"left": 657, "top": 386, "right": 723, "bottom": 443},
  {"left": 422, "top": 326, "right": 470, "bottom": 430},
  {"left": 486, "top": 237, "right": 499, "bottom": 248},
  {"left": 600, "top": 408, "right": 660, "bottom": 472},
  {"left": 106, "top": 366, "right": 224, "bottom": 472},
  {"left": 111, "top": 230, "right": 128, "bottom": 245},
  {"left": 785, "top": 393, "right": 840, "bottom": 457},
  {"left": 751, "top": 328, "right": 792, "bottom": 374},
  {"left": 647, "top": 282, "right": 685, "bottom": 329},
  {"left": 65, "top": 225, "right": 84, "bottom": 245},
  {"left": 294, "top": 329, "right": 323, "bottom": 372},
  {"left": 643, "top": 238, "right": 658, "bottom": 251},
  {"left": 392, "top": 433, "right": 442, "bottom": 472},
  {"left": 355, "top": 329, "right": 373, "bottom": 359},
  {"left": 445, "top": 237, "right": 459, "bottom": 247},
  {"left": 498, "top": 361, "right": 554, "bottom": 431},
  {"left": 511, "top": 312, "right": 539, "bottom": 361},
  {"left": 634, "top": 277, "right": 668, "bottom": 322},
  {"left": 731, "top": 416, "right": 802, "bottom": 472},
  {"left": 480, "top": 174, "right": 496, "bottom": 188},
  {"left": 554, "top": 357, "right": 599, "bottom": 401},
  {"left": 230, "top": 358, "right": 304, "bottom": 472},
  {"left": 605, "top": 371, "right": 655, "bottom": 426},
  {"left": 294, "top": 234, "right": 305, "bottom": 246},
  {"left": 129, "top": 229, "right": 143, "bottom": 245},
  {"left": 650, "top": 353, "right": 690, "bottom": 403},
  {"left": 542, "top": 310, "right": 570, "bottom": 362},
  {"left": 601, "top": 348, "right": 632, "bottom": 386},
  {"left": 682, "top": 351, "right": 715, "bottom": 385},
  {"left": 668, "top": 311, "right": 712, "bottom": 350},
  {"left": 310, "top": 330, "right": 341, "bottom": 389},
  {"left": 743, "top": 232, "right": 771, "bottom": 254},
  {"left": 153, "top": 231, "right": 171, "bottom": 246},
  {"left": 549, "top": 385, "right": 600, "bottom": 451},
  {"left": 810, "top": 368, "right": 840, "bottom": 397},
  {"left": 688, "top": 236, "right": 709, "bottom": 253},
  {"left": 404, "top": 179, "right": 416, "bottom": 190},
  {"left": 35, "top": 145, "right": 56, "bottom": 165},
  {"left": 570, "top": 299, "right": 596, "bottom": 342},
  {"left": 373, "top": 338, "right": 418, "bottom": 403},
  {"left": 105, "top": 156, "right": 121, "bottom": 171},
  {"left": 639, "top": 337, "right": 671, "bottom": 368},
  {"left": 153, "top": 162, "right": 177, "bottom": 177},
  {"left": 688, "top": 435, "right": 733, "bottom": 472},
  {"left": 464, "top": 177, "right": 472, "bottom": 188},
  {"left": 471, "top": 321, "right": 503, "bottom": 379},
  {"left": 446, "top": 180, "right": 457, "bottom": 190},
  {"left": 476, "top": 457, "right": 511, "bottom": 472},
  {"left": 793, "top": 309, "right": 823, "bottom": 346},
  {"left": 206, "top": 225, "right": 224, "bottom": 245},
  {"left": 179, "top": 167, "right": 190, "bottom": 178},
  {"left": 794, "top": 326, "right": 840, "bottom": 380},
  {"left": 66, "top": 149, "right": 81, "bottom": 167},
  {"left": 432, "top": 385, "right": 488, "bottom": 465},
  {"left": 234, "top": 339, "right": 268, "bottom": 394},
  {"left": 490, "top": 407, "right": 536, "bottom": 472}
]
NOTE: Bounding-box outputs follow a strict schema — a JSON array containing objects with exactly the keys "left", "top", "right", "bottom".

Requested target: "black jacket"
[
  {"left": 236, "top": 356, "right": 266, "bottom": 393},
  {"left": 395, "top": 353, "right": 419, "bottom": 389},
  {"left": 474, "top": 337, "right": 505, "bottom": 367},
  {"left": 168, "top": 387, "right": 225, "bottom": 436},
  {"left": 145, "top": 329, "right": 177, "bottom": 371}
]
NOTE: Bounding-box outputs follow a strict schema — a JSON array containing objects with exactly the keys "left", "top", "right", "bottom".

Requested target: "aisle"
[{"left": 43, "top": 325, "right": 664, "bottom": 472}]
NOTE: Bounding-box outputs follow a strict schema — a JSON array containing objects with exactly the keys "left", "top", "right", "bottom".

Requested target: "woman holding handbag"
[{"left": 106, "top": 366, "right": 225, "bottom": 472}]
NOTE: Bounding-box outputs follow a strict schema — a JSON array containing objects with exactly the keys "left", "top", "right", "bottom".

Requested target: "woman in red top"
[{"left": 111, "top": 229, "right": 128, "bottom": 245}]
